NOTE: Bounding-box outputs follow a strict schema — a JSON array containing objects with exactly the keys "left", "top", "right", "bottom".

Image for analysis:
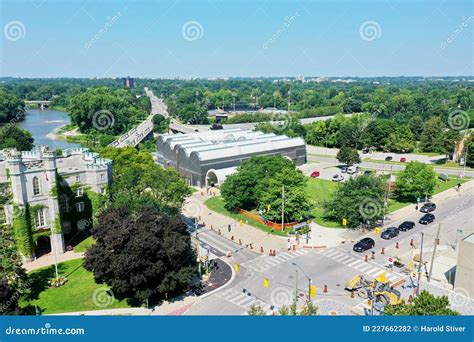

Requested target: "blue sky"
[{"left": 0, "top": 0, "right": 472, "bottom": 78}]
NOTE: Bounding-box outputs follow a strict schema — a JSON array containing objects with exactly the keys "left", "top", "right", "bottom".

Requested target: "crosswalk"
[
  {"left": 241, "top": 249, "right": 310, "bottom": 273},
  {"left": 319, "top": 248, "right": 401, "bottom": 283},
  {"left": 351, "top": 300, "right": 372, "bottom": 315},
  {"left": 217, "top": 287, "right": 272, "bottom": 314}
]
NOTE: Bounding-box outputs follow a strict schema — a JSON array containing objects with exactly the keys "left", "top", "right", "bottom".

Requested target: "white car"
[
  {"left": 347, "top": 166, "right": 358, "bottom": 174},
  {"left": 332, "top": 174, "right": 344, "bottom": 182}
]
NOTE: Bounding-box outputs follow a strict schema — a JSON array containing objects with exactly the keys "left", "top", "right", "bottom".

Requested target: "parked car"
[
  {"left": 364, "top": 170, "right": 372, "bottom": 175},
  {"left": 419, "top": 213, "right": 435, "bottom": 225},
  {"left": 332, "top": 174, "right": 344, "bottom": 182},
  {"left": 385, "top": 156, "right": 393, "bottom": 161},
  {"left": 381, "top": 227, "right": 399, "bottom": 240},
  {"left": 362, "top": 147, "right": 370, "bottom": 154},
  {"left": 310, "top": 171, "right": 320, "bottom": 178},
  {"left": 353, "top": 238, "right": 375, "bottom": 252},
  {"left": 420, "top": 202, "right": 436, "bottom": 213},
  {"left": 347, "top": 166, "right": 358, "bottom": 174},
  {"left": 398, "top": 221, "right": 415, "bottom": 232},
  {"left": 341, "top": 166, "right": 348, "bottom": 173},
  {"left": 399, "top": 157, "right": 407, "bottom": 162}
]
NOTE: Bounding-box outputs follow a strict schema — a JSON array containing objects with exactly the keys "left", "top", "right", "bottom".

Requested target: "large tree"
[
  {"left": 395, "top": 161, "right": 437, "bottom": 201},
  {"left": 323, "top": 174, "right": 385, "bottom": 228},
  {"left": 99, "top": 147, "right": 191, "bottom": 216},
  {"left": 361, "top": 119, "right": 397, "bottom": 150},
  {"left": 419, "top": 117, "right": 446, "bottom": 153},
  {"left": 0, "top": 125, "right": 34, "bottom": 151},
  {"left": 385, "top": 290, "right": 459, "bottom": 316},
  {"left": 0, "top": 89, "right": 25, "bottom": 123},
  {"left": 336, "top": 146, "right": 361, "bottom": 165},
  {"left": 385, "top": 125, "right": 415, "bottom": 153},
  {"left": 84, "top": 207, "right": 197, "bottom": 306}
]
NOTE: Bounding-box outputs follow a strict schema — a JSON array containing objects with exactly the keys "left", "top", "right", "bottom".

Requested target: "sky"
[{"left": 0, "top": 0, "right": 473, "bottom": 78}]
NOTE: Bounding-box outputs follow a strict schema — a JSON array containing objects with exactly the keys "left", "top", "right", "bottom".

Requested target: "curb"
[
  {"left": 303, "top": 245, "right": 327, "bottom": 249},
  {"left": 199, "top": 256, "right": 235, "bottom": 300}
]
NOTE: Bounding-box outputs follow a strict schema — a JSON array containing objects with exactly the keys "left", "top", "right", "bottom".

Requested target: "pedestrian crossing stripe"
[
  {"left": 218, "top": 288, "right": 272, "bottom": 312},
  {"left": 319, "top": 248, "right": 401, "bottom": 283},
  {"left": 241, "top": 249, "right": 310, "bottom": 273}
]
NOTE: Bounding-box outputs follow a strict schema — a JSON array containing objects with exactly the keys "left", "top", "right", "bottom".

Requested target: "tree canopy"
[
  {"left": 395, "top": 161, "right": 437, "bottom": 201},
  {"left": 0, "top": 89, "right": 25, "bottom": 124},
  {"left": 0, "top": 125, "right": 34, "bottom": 151},
  {"left": 84, "top": 207, "right": 197, "bottom": 306},
  {"left": 323, "top": 174, "right": 386, "bottom": 228},
  {"left": 385, "top": 290, "right": 459, "bottom": 316},
  {"left": 336, "top": 146, "right": 361, "bottom": 166},
  {"left": 220, "top": 156, "right": 310, "bottom": 222}
]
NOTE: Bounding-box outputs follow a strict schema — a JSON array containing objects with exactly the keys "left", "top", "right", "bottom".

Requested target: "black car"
[
  {"left": 353, "top": 238, "right": 375, "bottom": 252},
  {"left": 398, "top": 221, "right": 415, "bottom": 232},
  {"left": 420, "top": 203, "right": 436, "bottom": 213},
  {"left": 381, "top": 227, "right": 399, "bottom": 240},
  {"left": 419, "top": 213, "right": 435, "bottom": 225},
  {"left": 385, "top": 156, "right": 393, "bottom": 161}
]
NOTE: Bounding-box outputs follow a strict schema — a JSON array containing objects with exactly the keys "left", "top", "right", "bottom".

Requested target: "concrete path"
[
  {"left": 24, "top": 250, "right": 84, "bottom": 272},
  {"left": 183, "top": 190, "right": 290, "bottom": 254}
]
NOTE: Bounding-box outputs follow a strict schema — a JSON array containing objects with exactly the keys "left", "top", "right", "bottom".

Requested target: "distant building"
[
  {"left": 0, "top": 146, "right": 112, "bottom": 260},
  {"left": 155, "top": 128, "right": 306, "bottom": 187},
  {"left": 123, "top": 76, "right": 134, "bottom": 88},
  {"left": 454, "top": 233, "right": 474, "bottom": 298}
]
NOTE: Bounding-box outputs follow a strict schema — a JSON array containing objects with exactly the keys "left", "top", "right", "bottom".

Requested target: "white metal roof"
[
  {"left": 192, "top": 137, "right": 305, "bottom": 161},
  {"left": 206, "top": 167, "right": 238, "bottom": 185}
]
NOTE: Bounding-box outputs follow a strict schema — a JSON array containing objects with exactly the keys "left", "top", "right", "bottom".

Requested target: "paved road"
[
  {"left": 186, "top": 189, "right": 474, "bottom": 315},
  {"left": 308, "top": 154, "right": 474, "bottom": 178}
]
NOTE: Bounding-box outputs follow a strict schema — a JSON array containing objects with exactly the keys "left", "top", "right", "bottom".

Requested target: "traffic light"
[
  {"left": 310, "top": 285, "right": 316, "bottom": 299},
  {"left": 342, "top": 218, "right": 347, "bottom": 226},
  {"left": 228, "top": 224, "right": 231, "bottom": 232},
  {"left": 263, "top": 278, "right": 269, "bottom": 288},
  {"left": 239, "top": 220, "right": 243, "bottom": 227},
  {"left": 375, "top": 227, "right": 381, "bottom": 235},
  {"left": 234, "top": 264, "right": 239, "bottom": 273}
]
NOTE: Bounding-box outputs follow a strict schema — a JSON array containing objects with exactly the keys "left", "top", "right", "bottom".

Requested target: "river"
[{"left": 16, "top": 109, "right": 81, "bottom": 150}]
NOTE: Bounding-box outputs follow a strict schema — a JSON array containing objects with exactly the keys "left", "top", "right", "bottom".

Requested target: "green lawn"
[
  {"left": 21, "top": 259, "right": 129, "bottom": 314},
  {"left": 305, "top": 178, "right": 341, "bottom": 228},
  {"left": 204, "top": 197, "right": 289, "bottom": 236},
  {"left": 74, "top": 236, "right": 95, "bottom": 253}
]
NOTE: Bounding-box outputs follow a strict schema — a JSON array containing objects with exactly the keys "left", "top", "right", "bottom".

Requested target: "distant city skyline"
[{"left": 1, "top": 0, "right": 473, "bottom": 78}]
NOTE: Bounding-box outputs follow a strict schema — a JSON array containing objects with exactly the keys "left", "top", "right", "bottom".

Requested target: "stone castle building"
[{"left": 0, "top": 146, "right": 112, "bottom": 259}]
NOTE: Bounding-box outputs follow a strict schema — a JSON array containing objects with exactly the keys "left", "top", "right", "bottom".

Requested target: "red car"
[
  {"left": 400, "top": 157, "right": 407, "bottom": 162},
  {"left": 310, "top": 171, "right": 320, "bottom": 178}
]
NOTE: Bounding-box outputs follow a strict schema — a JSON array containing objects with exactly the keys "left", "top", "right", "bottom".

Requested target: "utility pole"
[
  {"left": 428, "top": 223, "right": 442, "bottom": 282},
  {"left": 462, "top": 145, "right": 468, "bottom": 178},
  {"left": 288, "top": 91, "right": 291, "bottom": 112},
  {"left": 416, "top": 232, "right": 424, "bottom": 295},
  {"left": 281, "top": 185, "right": 285, "bottom": 231}
]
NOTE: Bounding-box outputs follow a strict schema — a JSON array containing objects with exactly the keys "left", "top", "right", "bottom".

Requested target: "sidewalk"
[
  {"left": 24, "top": 250, "right": 84, "bottom": 272},
  {"left": 184, "top": 191, "right": 290, "bottom": 253}
]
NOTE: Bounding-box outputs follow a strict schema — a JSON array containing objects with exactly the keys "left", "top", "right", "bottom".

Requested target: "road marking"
[
  {"left": 241, "top": 249, "right": 310, "bottom": 273},
  {"left": 217, "top": 288, "right": 272, "bottom": 313},
  {"left": 319, "top": 248, "right": 402, "bottom": 284}
]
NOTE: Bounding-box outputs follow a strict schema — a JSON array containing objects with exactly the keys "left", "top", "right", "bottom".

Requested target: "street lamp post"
[{"left": 292, "top": 262, "right": 312, "bottom": 302}]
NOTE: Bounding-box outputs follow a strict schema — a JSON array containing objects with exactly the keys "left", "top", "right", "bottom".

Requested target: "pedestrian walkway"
[
  {"left": 319, "top": 248, "right": 401, "bottom": 283},
  {"left": 24, "top": 250, "right": 84, "bottom": 272},
  {"left": 351, "top": 300, "right": 372, "bottom": 315},
  {"left": 217, "top": 287, "right": 272, "bottom": 314},
  {"left": 241, "top": 249, "right": 310, "bottom": 274}
]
